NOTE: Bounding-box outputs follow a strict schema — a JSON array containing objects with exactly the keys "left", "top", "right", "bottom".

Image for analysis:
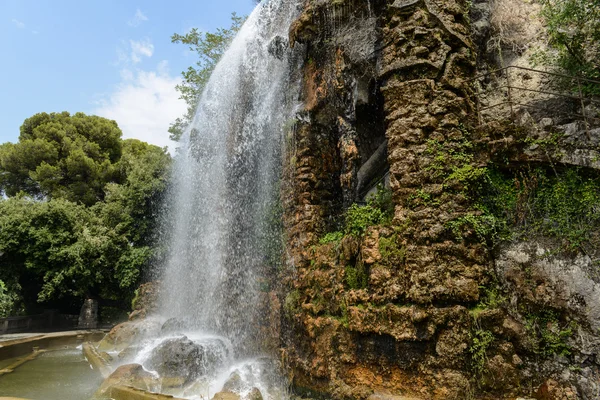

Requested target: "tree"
[
  {"left": 0, "top": 112, "right": 123, "bottom": 206},
  {"left": 169, "top": 13, "right": 245, "bottom": 141},
  {"left": 540, "top": 0, "right": 600, "bottom": 91},
  {"left": 0, "top": 114, "right": 171, "bottom": 314}
]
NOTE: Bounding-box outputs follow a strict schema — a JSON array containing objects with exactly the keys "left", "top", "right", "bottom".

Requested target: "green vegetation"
[
  {"left": 284, "top": 290, "right": 301, "bottom": 318},
  {"left": 318, "top": 185, "right": 393, "bottom": 243},
  {"left": 344, "top": 202, "right": 389, "bottom": 237},
  {"left": 378, "top": 234, "right": 406, "bottom": 266},
  {"left": 345, "top": 263, "right": 369, "bottom": 290},
  {"left": 474, "top": 166, "right": 600, "bottom": 251},
  {"left": 469, "top": 327, "right": 495, "bottom": 375},
  {"left": 524, "top": 309, "right": 575, "bottom": 357},
  {"left": 319, "top": 231, "right": 344, "bottom": 245},
  {"left": 0, "top": 112, "right": 171, "bottom": 315},
  {"left": 0, "top": 281, "right": 23, "bottom": 318},
  {"left": 538, "top": 0, "right": 600, "bottom": 92},
  {"left": 169, "top": 14, "right": 245, "bottom": 140},
  {"left": 0, "top": 112, "right": 122, "bottom": 206}
]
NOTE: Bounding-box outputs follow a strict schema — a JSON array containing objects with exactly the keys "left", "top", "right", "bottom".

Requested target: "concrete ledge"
[
  {"left": 109, "top": 386, "right": 185, "bottom": 400},
  {"left": 0, "top": 349, "right": 46, "bottom": 376},
  {"left": 0, "top": 330, "right": 106, "bottom": 361},
  {"left": 82, "top": 342, "right": 112, "bottom": 378}
]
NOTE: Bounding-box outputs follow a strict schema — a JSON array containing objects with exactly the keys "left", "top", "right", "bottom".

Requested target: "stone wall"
[{"left": 279, "top": 0, "right": 600, "bottom": 399}]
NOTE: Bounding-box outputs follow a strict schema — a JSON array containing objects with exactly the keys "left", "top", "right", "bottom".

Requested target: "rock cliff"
[{"left": 278, "top": 0, "right": 600, "bottom": 399}]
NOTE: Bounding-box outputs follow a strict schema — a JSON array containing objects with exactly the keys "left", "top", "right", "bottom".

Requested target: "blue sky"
[{"left": 0, "top": 0, "right": 257, "bottom": 150}]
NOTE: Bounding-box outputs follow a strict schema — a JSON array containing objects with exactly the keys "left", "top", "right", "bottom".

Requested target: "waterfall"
[{"left": 158, "top": 0, "right": 301, "bottom": 358}]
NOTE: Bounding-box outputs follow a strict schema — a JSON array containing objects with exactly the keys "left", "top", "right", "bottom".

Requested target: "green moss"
[
  {"left": 524, "top": 309, "right": 575, "bottom": 357},
  {"left": 378, "top": 234, "right": 406, "bottom": 265},
  {"left": 284, "top": 290, "right": 301, "bottom": 318},
  {"left": 478, "top": 166, "right": 600, "bottom": 251},
  {"left": 319, "top": 231, "right": 344, "bottom": 245},
  {"left": 469, "top": 328, "right": 495, "bottom": 376},
  {"left": 345, "top": 263, "right": 368, "bottom": 290},
  {"left": 344, "top": 203, "right": 388, "bottom": 237}
]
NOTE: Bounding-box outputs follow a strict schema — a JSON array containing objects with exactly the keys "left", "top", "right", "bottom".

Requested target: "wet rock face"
[
  {"left": 145, "top": 336, "right": 229, "bottom": 383},
  {"left": 281, "top": 1, "right": 600, "bottom": 399},
  {"left": 97, "top": 319, "right": 162, "bottom": 352},
  {"left": 129, "top": 281, "right": 161, "bottom": 321},
  {"left": 282, "top": 0, "right": 485, "bottom": 398},
  {"left": 94, "top": 363, "right": 160, "bottom": 399}
]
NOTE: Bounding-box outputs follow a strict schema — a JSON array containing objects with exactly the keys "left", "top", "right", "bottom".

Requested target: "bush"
[
  {"left": 0, "top": 281, "right": 23, "bottom": 318},
  {"left": 538, "top": 0, "right": 600, "bottom": 93}
]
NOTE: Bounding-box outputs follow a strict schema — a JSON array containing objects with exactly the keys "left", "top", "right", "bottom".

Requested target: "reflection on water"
[{"left": 0, "top": 348, "right": 102, "bottom": 400}]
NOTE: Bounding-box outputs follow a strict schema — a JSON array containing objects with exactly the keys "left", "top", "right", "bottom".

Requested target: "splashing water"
[{"left": 140, "top": 0, "right": 303, "bottom": 398}]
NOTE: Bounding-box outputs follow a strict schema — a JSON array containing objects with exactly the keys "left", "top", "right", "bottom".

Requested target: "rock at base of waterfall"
[
  {"left": 246, "top": 387, "right": 264, "bottom": 400},
  {"left": 145, "top": 336, "right": 229, "bottom": 383},
  {"left": 160, "top": 317, "right": 191, "bottom": 334},
  {"left": 97, "top": 319, "right": 162, "bottom": 352},
  {"left": 93, "top": 363, "right": 159, "bottom": 399},
  {"left": 212, "top": 392, "right": 241, "bottom": 400}
]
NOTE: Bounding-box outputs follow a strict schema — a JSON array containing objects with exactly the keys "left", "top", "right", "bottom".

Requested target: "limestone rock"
[
  {"left": 93, "top": 363, "right": 159, "bottom": 399},
  {"left": 97, "top": 319, "right": 161, "bottom": 352},
  {"left": 145, "top": 336, "right": 229, "bottom": 383}
]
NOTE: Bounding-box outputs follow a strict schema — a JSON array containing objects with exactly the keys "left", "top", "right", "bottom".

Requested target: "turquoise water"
[{"left": 0, "top": 348, "right": 102, "bottom": 400}]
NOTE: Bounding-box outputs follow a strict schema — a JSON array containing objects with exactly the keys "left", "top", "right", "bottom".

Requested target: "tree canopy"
[
  {"left": 0, "top": 112, "right": 124, "bottom": 206},
  {"left": 0, "top": 113, "right": 171, "bottom": 316},
  {"left": 540, "top": 0, "right": 600, "bottom": 91},
  {"left": 169, "top": 13, "right": 245, "bottom": 141}
]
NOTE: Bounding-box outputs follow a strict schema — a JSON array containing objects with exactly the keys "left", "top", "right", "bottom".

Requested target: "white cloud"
[
  {"left": 93, "top": 61, "right": 186, "bottom": 153},
  {"left": 130, "top": 38, "right": 154, "bottom": 63},
  {"left": 12, "top": 19, "right": 25, "bottom": 29},
  {"left": 128, "top": 8, "right": 148, "bottom": 27}
]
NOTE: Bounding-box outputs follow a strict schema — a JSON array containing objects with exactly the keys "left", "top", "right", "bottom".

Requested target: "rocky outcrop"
[
  {"left": 280, "top": 0, "right": 600, "bottom": 399},
  {"left": 97, "top": 318, "right": 162, "bottom": 352},
  {"left": 145, "top": 336, "right": 230, "bottom": 384},
  {"left": 93, "top": 363, "right": 160, "bottom": 399},
  {"left": 129, "top": 281, "right": 161, "bottom": 321}
]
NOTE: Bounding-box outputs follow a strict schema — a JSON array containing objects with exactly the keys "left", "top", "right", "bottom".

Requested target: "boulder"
[
  {"left": 212, "top": 393, "right": 241, "bottom": 400},
  {"left": 97, "top": 319, "right": 162, "bottom": 352},
  {"left": 145, "top": 336, "right": 229, "bottom": 383},
  {"left": 129, "top": 281, "right": 161, "bottom": 321},
  {"left": 160, "top": 317, "right": 190, "bottom": 334},
  {"left": 222, "top": 372, "right": 243, "bottom": 392},
  {"left": 93, "top": 363, "right": 159, "bottom": 399},
  {"left": 245, "top": 388, "right": 263, "bottom": 400}
]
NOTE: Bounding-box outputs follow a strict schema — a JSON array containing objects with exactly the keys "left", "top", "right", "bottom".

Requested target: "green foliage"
[
  {"left": 0, "top": 112, "right": 123, "bottom": 206},
  {"left": 447, "top": 213, "right": 500, "bottom": 243},
  {"left": 538, "top": 0, "right": 600, "bottom": 92},
  {"left": 470, "top": 285, "right": 507, "bottom": 319},
  {"left": 478, "top": 166, "right": 600, "bottom": 251},
  {"left": 284, "top": 290, "right": 301, "bottom": 318},
  {"left": 344, "top": 203, "right": 388, "bottom": 237},
  {"left": 169, "top": 13, "right": 245, "bottom": 140},
  {"left": 319, "top": 231, "right": 344, "bottom": 245},
  {"left": 345, "top": 263, "right": 369, "bottom": 290},
  {"left": 469, "top": 328, "right": 495, "bottom": 375},
  {"left": 378, "top": 234, "right": 406, "bottom": 265},
  {"left": 0, "top": 115, "right": 171, "bottom": 313},
  {"left": 367, "top": 183, "right": 394, "bottom": 216},
  {"left": 525, "top": 309, "right": 574, "bottom": 357},
  {"left": 0, "top": 281, "right": 23, "bottom": 318}
]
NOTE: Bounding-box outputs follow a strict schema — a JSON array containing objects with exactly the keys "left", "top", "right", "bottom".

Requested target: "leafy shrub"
[
  {"left": 319, "top": 231, "right": 344, "bottom": 245},
  {"left": 0, "top": 281, "right": 23, "bottom": 318},
  {"left": 539, "top": 0, "right": 600, "bottom": 93},
  {"left": 469, "top": 328, "right": 495, "bottom": 375}
]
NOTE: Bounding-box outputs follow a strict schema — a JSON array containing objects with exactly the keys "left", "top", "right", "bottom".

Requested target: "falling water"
[
  {"left": 137, "top": 0, "right": 303, "bottom": 398},
  {"left": 160, "top": 0, "right": 300, "bottom": 346}
]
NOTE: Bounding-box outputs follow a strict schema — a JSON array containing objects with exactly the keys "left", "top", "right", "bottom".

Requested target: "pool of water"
[{"left": 0, "top": 348, "right": 102, "bottom": 400}]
